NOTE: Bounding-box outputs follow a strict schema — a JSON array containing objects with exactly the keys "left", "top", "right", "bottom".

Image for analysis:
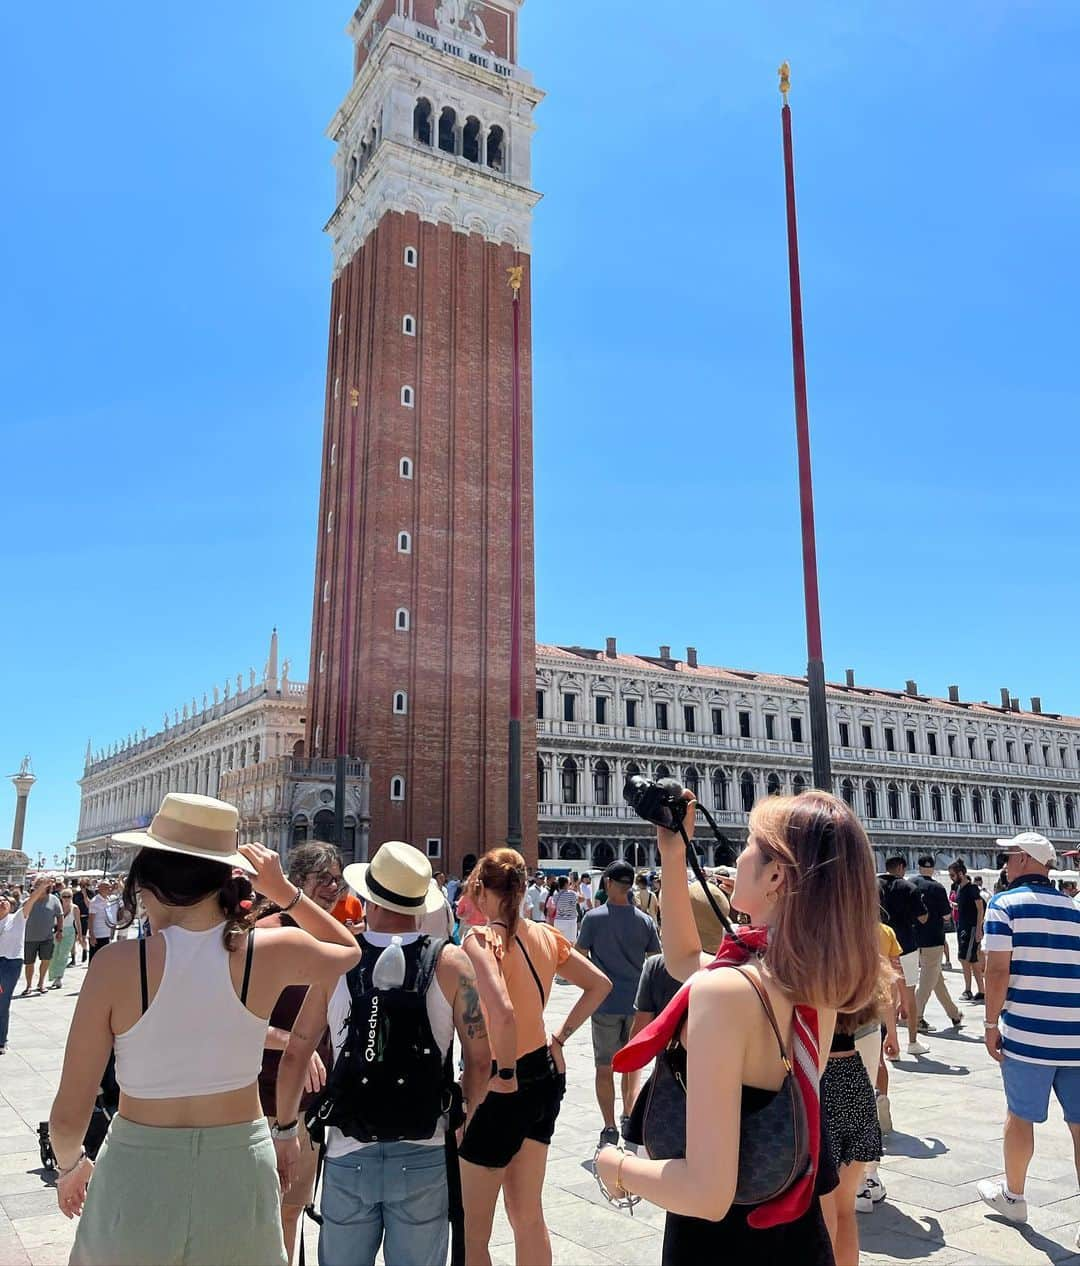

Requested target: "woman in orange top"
[{"left": 459, "top": 848, "right": 611, "bottom": 1266}]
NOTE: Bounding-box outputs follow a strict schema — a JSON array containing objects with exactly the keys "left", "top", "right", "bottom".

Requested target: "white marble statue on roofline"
[{"left": 436, "top": 0, "right": 489, "bottom": 48}]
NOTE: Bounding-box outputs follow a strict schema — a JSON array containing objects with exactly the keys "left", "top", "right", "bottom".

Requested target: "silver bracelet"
[{"left": 592, "top": 1144, "right": 641, "bottom": 1215}]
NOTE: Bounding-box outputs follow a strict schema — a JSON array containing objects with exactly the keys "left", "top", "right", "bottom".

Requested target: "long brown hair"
[
  {"left": 749, "top": 791, "right": 879, "bottom": 1012},
  {"left": 468, "top": 847, "right": 528, "bottom": 938}
]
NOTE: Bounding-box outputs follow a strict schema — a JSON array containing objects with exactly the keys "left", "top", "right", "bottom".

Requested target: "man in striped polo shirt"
[{"left": 978, "top": 831, "right": 1080, "bottom": 1235}]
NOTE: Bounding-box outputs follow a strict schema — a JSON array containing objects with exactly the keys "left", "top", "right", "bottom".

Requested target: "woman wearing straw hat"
[{"left": 47, "top": 793, "right": 362, "bottom": 1266}]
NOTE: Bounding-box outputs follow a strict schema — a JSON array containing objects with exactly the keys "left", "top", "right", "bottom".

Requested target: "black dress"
[{"left": 662, "top": 1085, "right": 838, "bottom": 1266}]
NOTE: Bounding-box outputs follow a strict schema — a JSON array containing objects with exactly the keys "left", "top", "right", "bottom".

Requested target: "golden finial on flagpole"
[
  {"left": 778, "top": 61, "right": 791, "bottom": 100},
  {"left": 507, "top": 265, "right": 524, "bottom": 298}
]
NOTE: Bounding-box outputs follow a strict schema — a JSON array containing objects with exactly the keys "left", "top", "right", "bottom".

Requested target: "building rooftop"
[{"left": 537, "top": 643, "right": 1078, "bottom": 729}]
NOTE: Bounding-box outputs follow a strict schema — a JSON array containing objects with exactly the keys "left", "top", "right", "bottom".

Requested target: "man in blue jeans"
[
  {"left": 979, "top": 832, "right": 1080, "bottom": 1247},
  {"left": 275, "top": 841, "right": 490, "bottom": 1266}
]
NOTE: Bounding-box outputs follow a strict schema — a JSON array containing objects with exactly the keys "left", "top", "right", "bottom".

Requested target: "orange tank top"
[{"left": 469, "top": 920, "right": 572, "bottom": 1059}]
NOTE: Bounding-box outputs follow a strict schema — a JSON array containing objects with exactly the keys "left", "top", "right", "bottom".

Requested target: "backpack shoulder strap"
[{"left": 414, "top": 936, "right": 446, "bottom": 996}]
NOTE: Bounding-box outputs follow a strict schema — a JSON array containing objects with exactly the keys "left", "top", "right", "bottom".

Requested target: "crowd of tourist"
[{"left": 0, "top": 790, "right": 1078, "bottom": 1264}]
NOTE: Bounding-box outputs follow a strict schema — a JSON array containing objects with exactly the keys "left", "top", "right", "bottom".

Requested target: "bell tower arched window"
[
  {"left": 486, "top": 125, "right": 505, "bottom": 171},
  {"left": 712, "top": 769, "right": 729, "bottom": 811},
  {"left": 865, "top": 780, "right": 879, "bottom": 819},
  {"left": 413, "top": 98, "right": 433, "bottom": 146},
  {"left": 438, "top": 107, "right": 458, "bottom": 155},
  {"left": 888, "top": 782, "right": 901, "bottom": 819},
  {"left": 931, "top": 785, "right": 944, "bottom": 822},
  {"left": 740, "top": 771, "right": 755, "bottom": 813},
  {"left": 952, "top": 787, "right": 965, "bottom": 822},
  {"left": 462, "top": 116, "right": 482, "bottom": 163}
]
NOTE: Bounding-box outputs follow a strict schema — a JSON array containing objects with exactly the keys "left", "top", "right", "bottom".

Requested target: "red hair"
[{"left": 468, "top": 848, "right": 528, "bottom": 937}]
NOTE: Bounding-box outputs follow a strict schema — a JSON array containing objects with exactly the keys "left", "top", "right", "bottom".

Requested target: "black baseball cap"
[{"left": 603, "top": 861, "right": 635, "bottom": 886}]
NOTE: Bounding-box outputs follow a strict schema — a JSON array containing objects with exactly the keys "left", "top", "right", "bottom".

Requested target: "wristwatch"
[
  {"left": 496, "top": 1067, "right": 515, "bottom": 1081},
  {"left": 271, "top": 1119, "right": 300, "bottom": 1140}
]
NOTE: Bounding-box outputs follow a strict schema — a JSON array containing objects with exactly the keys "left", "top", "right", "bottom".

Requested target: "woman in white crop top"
[{"left": 48, "top": 793, "right": 361, "bottom": 1266}]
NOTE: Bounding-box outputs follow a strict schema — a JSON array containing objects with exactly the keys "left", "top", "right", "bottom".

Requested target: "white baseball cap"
[{"left": 996, "top": 831, "right": 1056, "bottom": 867}]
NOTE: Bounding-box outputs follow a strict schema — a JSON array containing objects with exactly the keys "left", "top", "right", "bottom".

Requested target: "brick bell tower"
[{"left": 306, "top": 0, "right": 542, "bottom": 875}]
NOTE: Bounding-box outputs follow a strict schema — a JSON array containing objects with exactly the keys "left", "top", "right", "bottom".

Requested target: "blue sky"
[{"left": 2, "top": 1, "right": 1079, "bottom": 861}]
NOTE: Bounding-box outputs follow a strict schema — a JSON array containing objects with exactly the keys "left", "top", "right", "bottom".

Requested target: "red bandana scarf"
[{"left": 612, "top": 925, "right": 820, "bottom": 1229}]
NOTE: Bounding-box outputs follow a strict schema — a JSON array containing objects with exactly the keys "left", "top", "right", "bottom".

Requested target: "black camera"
[
  {"left": 623, "top": 775, "right": 735, "bottom": 933},
  {"left": 623, "top": 776, "right": 693, "bottom": 832}
]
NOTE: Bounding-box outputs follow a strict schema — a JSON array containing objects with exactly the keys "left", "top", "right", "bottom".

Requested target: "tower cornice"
[{"left": 326, "top": 137, "right": 540, "bottom": 272}]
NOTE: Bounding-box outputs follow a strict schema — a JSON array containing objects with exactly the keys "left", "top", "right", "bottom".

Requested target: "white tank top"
[
  {"left": 325, "top": 931, "right": 455, "bottom": 1158},
  {"left": 114, "top": 924, "right": 268, "bottom": 1099}
]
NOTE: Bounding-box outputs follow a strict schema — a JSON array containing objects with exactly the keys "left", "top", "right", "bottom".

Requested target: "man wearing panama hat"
[{"left": 275, "top": 840, "right": 491, "bottom": 1266}]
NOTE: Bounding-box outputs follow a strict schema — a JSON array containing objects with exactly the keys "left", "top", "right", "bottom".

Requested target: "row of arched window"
[
  {"left": 537, "top": 757, "right": 1080, "bottom": 831},
  {"left": 413, "top": 99, "right": 505, "bottom": 171},
  {"left": 838, "top": 778, "right": 1078, "bottom": 830},
  {"left": 538, "top": 759, "right": 798, "bottom": 812}
]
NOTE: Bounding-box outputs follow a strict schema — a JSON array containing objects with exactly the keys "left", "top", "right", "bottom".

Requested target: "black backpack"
[{"left": 307, "top": 936, "right": 453, "bottom": 1144}]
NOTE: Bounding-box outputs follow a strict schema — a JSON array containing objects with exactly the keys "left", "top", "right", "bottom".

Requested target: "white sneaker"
[
  {"left": 907, "top": 1039, "right": 931, "bottom": 1056},
  {"left": 977, "top": 1180, "right": 1027, "bottom": 1224},
  {"left": 876, "top": 1093, "right": 893, "bottom": 1133},
  {"left": 865, "top": 1176, "right": 886, "bottom": 1204},
  {"left": 855, "top": 1182, "right": 874, "bottom": 1214}
]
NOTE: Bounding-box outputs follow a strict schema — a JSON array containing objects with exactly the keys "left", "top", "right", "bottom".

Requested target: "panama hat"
[
  {"left": 112, "top": 793, "right": 255, "bottom": 873},
  {"left": 344, "top": 841, "right": 445, "bottom": 918}
]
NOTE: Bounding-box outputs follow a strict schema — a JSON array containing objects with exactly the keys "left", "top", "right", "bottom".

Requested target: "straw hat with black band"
[
  {"left": 112, "top": 793, "right": 256, "bottom": 873},
  {"left": 343, "top": 841, "right": 445, "bottom": 919}
]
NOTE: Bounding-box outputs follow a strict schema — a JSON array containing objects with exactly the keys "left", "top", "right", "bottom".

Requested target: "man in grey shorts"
[
  {"left": 21, "top": 875, "right": 62, "bottom": 996},
  {"left": 577, "top": 860, "right": 660, "bottom": 1148}
]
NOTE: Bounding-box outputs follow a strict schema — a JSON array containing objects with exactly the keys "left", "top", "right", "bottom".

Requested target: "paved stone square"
[{"left": 3, "top": 959, "right": 1080, "bottom": 1265}]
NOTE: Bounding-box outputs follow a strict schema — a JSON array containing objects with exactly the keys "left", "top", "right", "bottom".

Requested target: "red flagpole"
[
  {"left": 507, "top": 264, "right": 524, "bottom": 849},
  {"left": 779, "top": 64, "right": 832, "bottom": 792}
]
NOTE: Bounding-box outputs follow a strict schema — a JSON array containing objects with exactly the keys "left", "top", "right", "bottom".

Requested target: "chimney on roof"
[
  {"left": 845, "top": 669, "right": 855, "bottom": 688},
  {"left": 659, "top": 645, "right": 671, "bottom": 661},
  {"left": 687, "top": 647, "right": 698, "bottom": 669},
  {"left": 1032, "top": 697, "right": 1042, "bottom": 714},
  {"left": 1011, "top": 697, "right": 1021, "bottom": 712},
  {"left": 1000, "top": 688, "right": 1011, "bottom": 708},
  {"left": 605, "top": 637, "right": 617, "bottom": 659},
  {"left": 948, "top": 685, "right": 960, "bottom": 703},
  {"left": 905, "top": 680, "right": 918, "bottom": 696}
]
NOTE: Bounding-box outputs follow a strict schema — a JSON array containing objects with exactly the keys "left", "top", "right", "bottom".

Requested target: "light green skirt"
[{"left": 69, "top": 1116, "right": 286, "bottom": 1266}]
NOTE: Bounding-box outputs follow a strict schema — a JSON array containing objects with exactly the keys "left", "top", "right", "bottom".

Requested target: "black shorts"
[
  {"left": 957, "top": 927, "right": 981, "bottom": 963},
  {"left": 459, "top": 1047, "right": 565, "bottom": 1169}
]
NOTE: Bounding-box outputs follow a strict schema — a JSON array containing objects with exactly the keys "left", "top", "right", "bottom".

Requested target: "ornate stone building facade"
[
  {"left": 72, "top": 632, "right": 327, "bottom": 874},
  {"left": 536, "top": 642, "right": 1080, "bottom": 874}
]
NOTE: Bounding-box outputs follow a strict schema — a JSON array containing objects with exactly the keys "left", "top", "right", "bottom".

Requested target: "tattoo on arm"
[{"left": 460, "top": 977, "right": 487, "bottom": 1041}]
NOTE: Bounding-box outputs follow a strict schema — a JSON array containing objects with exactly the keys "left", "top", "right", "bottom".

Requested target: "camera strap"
[{"left": 676, "top": 804, "right": 734, "bottom": 936}]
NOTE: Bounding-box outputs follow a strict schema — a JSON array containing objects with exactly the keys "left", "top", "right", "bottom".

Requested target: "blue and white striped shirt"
[{"left": 984, "top": 881, "right": 1080, "bottom": 1066}]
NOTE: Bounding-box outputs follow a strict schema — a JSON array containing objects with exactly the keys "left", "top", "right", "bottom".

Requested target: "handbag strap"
[
  {"left": 514, "top": 932, "right": 547, "bottom": 1006},
  {"left": 727, "top": 965, "right": 792, "bottom": 1075}
]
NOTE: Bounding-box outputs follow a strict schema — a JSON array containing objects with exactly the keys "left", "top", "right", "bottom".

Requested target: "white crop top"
[{"left": 114, "top": 924, "right": 268, "bottom": 1099}]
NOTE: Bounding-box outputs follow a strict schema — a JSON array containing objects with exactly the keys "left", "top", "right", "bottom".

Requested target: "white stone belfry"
[{"left": 326, "top": 0, "right": 543, "bottom": 277}]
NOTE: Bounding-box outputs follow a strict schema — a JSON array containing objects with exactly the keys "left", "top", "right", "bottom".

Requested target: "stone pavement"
[{"left": 4, "top": 958, "right": 1080, "bottom": 1265}]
